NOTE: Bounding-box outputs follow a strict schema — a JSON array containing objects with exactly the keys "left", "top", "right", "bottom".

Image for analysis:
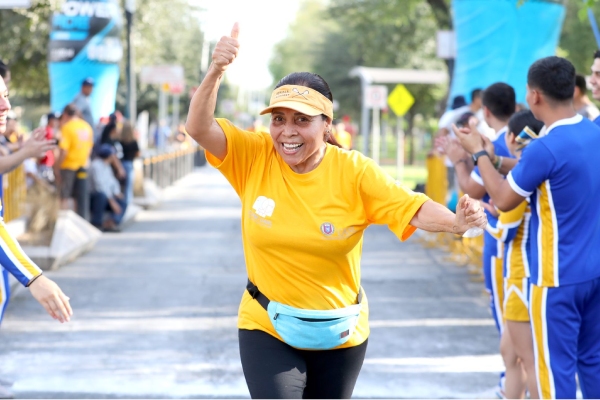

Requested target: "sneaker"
[{"left": 0, "top": 384, "right": 14, "bottom": 399}]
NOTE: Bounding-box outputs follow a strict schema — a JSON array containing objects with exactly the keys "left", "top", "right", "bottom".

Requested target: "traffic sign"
[
  {"left": 364, "top": 85, "right": 388, "bottom": 109},
  {"left": 387, "top": 84, "right": 415, "bottom": 117}
]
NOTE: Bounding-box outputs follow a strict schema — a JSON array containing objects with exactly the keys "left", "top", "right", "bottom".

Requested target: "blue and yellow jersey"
[
  {"left": 508, "top": 115, "right": 600, "bottom": 287},
  {"left": 471, "top": 128, "right": 512, "bottom": 232},
  {"left": 0, "top": 201, "right": 42, "bottom": 287},
  {"left": 594, "top": 114, "right": 600, "bottom": 128},
  {"left": 487, "top": 200, "right": 531, "bottom": 280}
]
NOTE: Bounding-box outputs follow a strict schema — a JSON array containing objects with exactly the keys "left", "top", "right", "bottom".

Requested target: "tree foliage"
[
  {"left": 559, "top": 0, "right": 600, "bottom": 74},
  {"left": 0, "top": 0, "right": 59, "bottom": 100},
  {"left": 117, "top": 0, "right": 204, "bottom": 118},
  {"left": 0, "top": 0, "right": 204, "bottom": 120}
]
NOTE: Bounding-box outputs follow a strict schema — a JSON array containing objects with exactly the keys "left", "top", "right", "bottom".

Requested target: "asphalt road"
[{"left": 0, "top": 166, "right": 502, "bottom": 398}]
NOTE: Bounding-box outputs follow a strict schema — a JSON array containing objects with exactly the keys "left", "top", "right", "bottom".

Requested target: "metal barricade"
[
  {"left": 2, "top": 164, "right": 27, "bottom": 223},
  {"left": 141, "top": 146, "right": 202, "bottom": 189}
]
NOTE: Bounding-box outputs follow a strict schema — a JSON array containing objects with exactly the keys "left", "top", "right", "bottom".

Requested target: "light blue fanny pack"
[{"left": 246, "top": 280, "right": 363, "bottom": 350}]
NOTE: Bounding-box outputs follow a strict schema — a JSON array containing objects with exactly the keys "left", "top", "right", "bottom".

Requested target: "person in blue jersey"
[
  {"left": 442, "top": 83, "right": 516, "bottom": 327},
  {"left": 0, "top": 73, "right": 72, "bottom": 398},
  {"left": 482, "top": 110, "right": 544, "bottom": 399},
  {"left": 440, "top": 83, "right": 516, "bottom": 397},
  {"left": 588, "top": 50, "right": 600, "bottom": 127},
  {"left": 455, "top": 56, "right": 600, "bottom": 400},
  {"left": 0, "top": 76, "right": 72, "bottom": 322}
]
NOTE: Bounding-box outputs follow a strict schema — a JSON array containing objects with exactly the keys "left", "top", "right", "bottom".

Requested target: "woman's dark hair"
[
  {"left": 507, "top": 110, "right": 544, "bottom": 137},
  {"left": 100, "top": 122, "right": 117, "bottom": 144},
  {"left": 274, "top": 72, "right": 341, "bottom": 148}
]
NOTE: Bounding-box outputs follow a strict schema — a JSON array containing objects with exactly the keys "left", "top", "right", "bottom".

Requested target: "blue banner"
[
  {"left": 450, "top": 0, "right": 566, "bottom": 105},
  {"left": 48, "top": 0, "right": 123, "bottom": 124}
]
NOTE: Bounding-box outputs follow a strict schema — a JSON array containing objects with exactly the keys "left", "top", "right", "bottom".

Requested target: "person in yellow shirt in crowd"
[
  {"left": 185, "top": 23, "right": 487, "bottom": 399},
  {"left": 482, "top": 110, "right": 543, "bottom": 399},
  {"left": 53, "top": 103, "right": 94, "bottom": 210},
  {"left": 333, "top": 119, "right": 352, "bottom": 150}
]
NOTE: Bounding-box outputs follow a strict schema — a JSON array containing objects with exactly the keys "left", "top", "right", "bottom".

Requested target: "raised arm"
[{"left": 185, "top": 23, "right": 240, "bottom": 161}]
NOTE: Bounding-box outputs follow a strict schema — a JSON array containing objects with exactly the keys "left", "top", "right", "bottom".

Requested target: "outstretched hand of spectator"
[
  {"left": 435, "top": 135, "right": 470, "bottom": 164},
  {"left": 22, "top": 127, "right": 56, "bottom": 158},
  {"left": 455, "top": 194, "right": 487, "bottom": 234},
  {"left": 29, "top": 275, "right": 72, "bottom": 323},
  {"left": 452, "top": 118, "right": 487, "bottom": 155}
]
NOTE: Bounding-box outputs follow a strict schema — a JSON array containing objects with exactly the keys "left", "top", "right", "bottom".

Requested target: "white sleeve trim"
[
  {"left": 470, "top": 170, "right": 484, "bottom": 187},
  {"left": 507, "top": 172, "right": 533, "bottom": 197}
]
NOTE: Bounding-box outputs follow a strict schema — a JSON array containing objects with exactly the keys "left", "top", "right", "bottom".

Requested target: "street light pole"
[{"left": 125, "top": 0, "right": 136, "bottom": 124}]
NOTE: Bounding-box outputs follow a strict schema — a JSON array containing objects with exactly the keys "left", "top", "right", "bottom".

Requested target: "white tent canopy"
[
  {"left": 349, "top": 66, "right": 448, "bottom": 155},
  {"left": 349, "top": 67, "right": 447, "bottom": 85}
]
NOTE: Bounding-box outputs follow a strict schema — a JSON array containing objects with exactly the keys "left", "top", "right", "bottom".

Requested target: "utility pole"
[{"left": 125, "top": 0, "right": 137, "bottom": 124}]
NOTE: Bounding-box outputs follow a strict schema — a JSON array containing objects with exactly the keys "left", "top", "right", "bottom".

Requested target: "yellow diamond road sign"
[{"left": 388, "top": 84, "right": 415, "bottom": 117}]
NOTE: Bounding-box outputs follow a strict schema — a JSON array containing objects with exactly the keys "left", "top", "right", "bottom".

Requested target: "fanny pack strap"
[
  {"left": 246, "top": 279, "right": 363, "bottom": 312},
  {"left": 246, "top": 280, "right": 271, "bottom": 310}
]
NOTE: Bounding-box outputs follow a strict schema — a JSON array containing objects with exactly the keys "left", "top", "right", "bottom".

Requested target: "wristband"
[
  {"left": 494, "top": 156, "right": 503, "bottom": 170},
  {"left": 27, "top": 273, "right": 43, "bottom": 287}
]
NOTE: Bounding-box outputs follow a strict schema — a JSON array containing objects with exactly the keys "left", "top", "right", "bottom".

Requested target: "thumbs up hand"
[{"left": 212, "top": 22, "right": 240, "bottom": 74}]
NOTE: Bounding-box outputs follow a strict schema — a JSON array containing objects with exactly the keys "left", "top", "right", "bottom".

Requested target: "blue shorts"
[
  {"left": 483, "top": 231, "right": 504, "bottom": 334},
  {"left": 529, "top": 277, "right": 600, "bottom": 399}
]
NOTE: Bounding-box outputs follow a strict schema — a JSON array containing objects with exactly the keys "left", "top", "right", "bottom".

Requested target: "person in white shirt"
[
  {"left": 573, "top": 74, "right": 600, "bottom": 121},
  {"left": 88, "top": 144, "right": 126, "bottom": 232}
]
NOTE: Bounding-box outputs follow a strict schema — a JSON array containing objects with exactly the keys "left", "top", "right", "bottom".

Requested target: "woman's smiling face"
[{"left": 270, "top": 107, "right": 331, "bottom": 174}]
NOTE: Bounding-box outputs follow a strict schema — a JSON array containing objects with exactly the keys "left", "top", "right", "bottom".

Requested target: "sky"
[{"left": 192, "top": 0, "right": 303, "bottom": 90}]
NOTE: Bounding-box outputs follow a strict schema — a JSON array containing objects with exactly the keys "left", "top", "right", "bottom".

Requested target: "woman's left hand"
[{"left": 455, "top": 194, "right": 487, "bottom": 235}]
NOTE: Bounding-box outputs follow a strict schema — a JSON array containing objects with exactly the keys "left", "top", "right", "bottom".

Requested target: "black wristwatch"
[{"left": 472, "top": 150, "right": 489, "bottom": 166}]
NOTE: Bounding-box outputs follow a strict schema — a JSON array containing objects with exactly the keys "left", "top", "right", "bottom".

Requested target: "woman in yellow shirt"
[{"left": 185, "top": 23, "right": 487, "bottom": 399}]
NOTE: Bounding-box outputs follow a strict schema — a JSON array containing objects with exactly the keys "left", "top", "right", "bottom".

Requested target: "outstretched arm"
[
  {"left": 410, "top": 195, "right": 487, "bottom": 236},
  {"left": 0, "top": 218, "right": 72, "bottom": 322},
  {"left": 185, "top": 23, "right": 240, "bottom": 161}
]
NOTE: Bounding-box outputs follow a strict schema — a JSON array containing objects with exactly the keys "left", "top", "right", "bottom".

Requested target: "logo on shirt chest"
[
  {"left": 250, "top": 196, "right": 275, "bottom": 228},
  {"left": 320, "top": 222, "right": 335, "bottom": 236},
  {"left": 253, "top": 196, "right": 275, "bottom": 218}
]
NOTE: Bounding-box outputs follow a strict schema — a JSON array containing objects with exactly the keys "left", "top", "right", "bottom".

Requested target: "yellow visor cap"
[{"left": 260, "top": 85, "right": 333, "bottom": 119}]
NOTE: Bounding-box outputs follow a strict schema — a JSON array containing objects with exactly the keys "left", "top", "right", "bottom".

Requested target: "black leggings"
[{"left": 239, "top": 329, "right": 367, "bottom": 399}]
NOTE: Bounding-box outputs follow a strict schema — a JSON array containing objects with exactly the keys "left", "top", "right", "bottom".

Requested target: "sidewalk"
[{"left": 0, "top": 166, "right": 502, "bottom": 399}]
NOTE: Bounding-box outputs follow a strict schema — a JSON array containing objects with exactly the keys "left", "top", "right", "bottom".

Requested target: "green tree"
[
  {"left": 117, "top": 0, "right": 205, "bottom": 120},
  {"left": 0, "top": 0, "right": 59, "bottom": 101},
  {"left": 559, "top": 0, "right": 600, "bottom": 74},
  {"left": 269, "top": 0, "right": 331, "bottom": 84}
]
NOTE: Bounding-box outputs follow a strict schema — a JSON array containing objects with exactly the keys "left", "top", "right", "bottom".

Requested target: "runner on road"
[{"left": 184, "top": 23, "right": 487, "bottom": 399}]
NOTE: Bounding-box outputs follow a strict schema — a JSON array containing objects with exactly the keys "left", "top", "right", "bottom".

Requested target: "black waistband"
[{"left": 246, "top": 279, "right": 363, "bottom": 312}]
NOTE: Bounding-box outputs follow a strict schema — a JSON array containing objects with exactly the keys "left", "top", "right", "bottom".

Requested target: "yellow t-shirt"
[
  {"left": 207, "top": 119, "right": 430, "bottom": 348},
  {"left": 59, "top": 118, "right": 94, "bottom": 170}
]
